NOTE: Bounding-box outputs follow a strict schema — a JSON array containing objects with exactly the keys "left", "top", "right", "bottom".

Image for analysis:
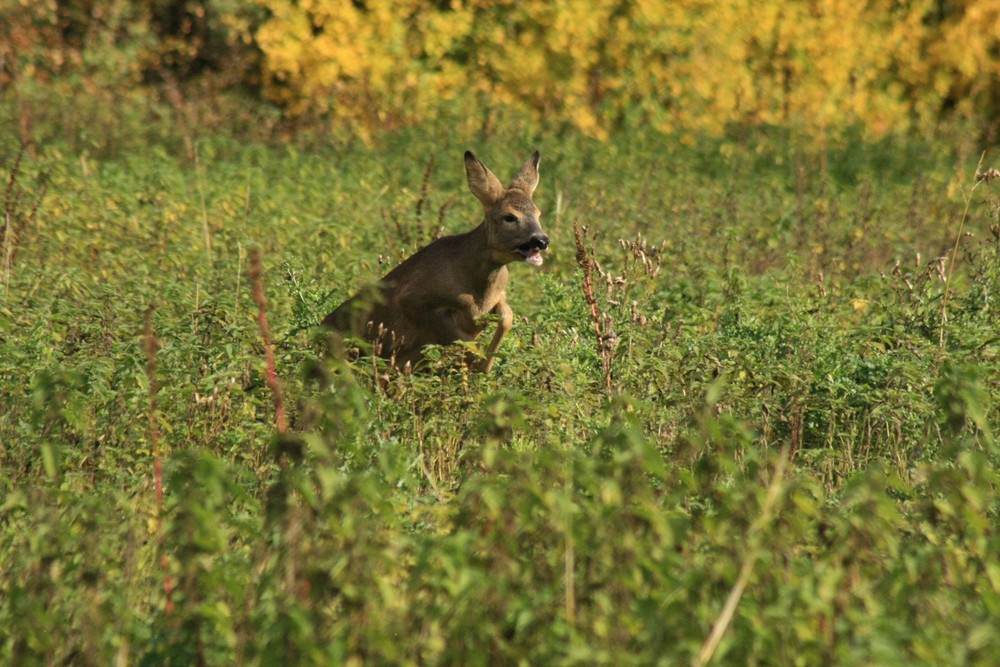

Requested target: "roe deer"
[{"left": 322, "top": 150, "right": 549, "bottom": 372}]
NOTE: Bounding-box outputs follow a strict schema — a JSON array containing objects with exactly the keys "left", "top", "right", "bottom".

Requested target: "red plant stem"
[
  {"left": 161, "top": 555, "right": 174, "bottom": 616},
  {"left": 249, "top": 248, "right": 287, "bottom": 434}
]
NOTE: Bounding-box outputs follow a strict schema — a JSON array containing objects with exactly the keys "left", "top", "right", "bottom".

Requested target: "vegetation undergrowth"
[{"left": 1, "top": 122, "right": 999, "bottom": 664}]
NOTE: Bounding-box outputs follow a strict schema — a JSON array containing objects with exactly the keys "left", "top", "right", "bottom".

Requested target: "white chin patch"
[{"left": 524, "top": 250, "right": 544, "bottom": 266}]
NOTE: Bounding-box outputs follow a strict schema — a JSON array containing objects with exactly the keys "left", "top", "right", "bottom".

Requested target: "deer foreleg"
[{"left": 481, "top": 299, "right": 513, "bottom": 373}]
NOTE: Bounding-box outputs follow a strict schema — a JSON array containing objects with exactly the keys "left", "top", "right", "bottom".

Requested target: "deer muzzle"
[{"left": 516, "top": 234, "right": 550, "bottom": 266}]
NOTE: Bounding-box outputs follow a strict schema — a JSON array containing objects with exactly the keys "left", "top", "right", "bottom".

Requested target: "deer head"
[{"left": 465, "top": 150, "right": 549, "bottom": 267}]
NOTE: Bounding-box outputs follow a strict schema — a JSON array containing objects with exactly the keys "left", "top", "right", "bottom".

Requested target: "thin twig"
[
  {"left": 234, "top": 180, "right": 253, "bottom": 323},
  {"left": 940, "top": 152, "right": 985, "bottom": 350},
  {"left": 143, "top": 305, "right": 163, "bottom": 508},
  {"left": 696, "top": 445, "right": 791, "bottom": 666},
  {"left": 415, "top": 154, "right": 435, "bottom": 242},
  {"left": 3, "top": 211, "right": 11, "bottom": 298},
  {"left": 564, "top": 456, "right": 576, "bottom": 627},
  {"left": 2, "top": 143, "right": 25, "bottom": 294},
  {"left": 234, "top": 243, "right": 243, "bottom": 323},
  {"left": 194, "top": 143, "right": 213, "bottom": 264}
]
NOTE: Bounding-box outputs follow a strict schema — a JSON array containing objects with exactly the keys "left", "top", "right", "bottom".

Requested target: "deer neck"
[{"left": 458, "top": 222, "right": 510, "bottom": 289}]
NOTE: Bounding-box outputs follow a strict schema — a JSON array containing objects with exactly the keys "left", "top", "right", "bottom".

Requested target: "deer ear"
[
  {"left": 508, "top": 150, "right": 540, "bottom": 196},
  {"left": 465, "top": 151, "right": 504, "bottom": 210}
]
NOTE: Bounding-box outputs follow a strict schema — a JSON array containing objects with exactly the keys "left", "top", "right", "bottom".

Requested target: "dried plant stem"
[
  {"left": 696, "top": 445, "right": 790, "bottom": 667},
  {"left": 2, "top": 144, "right": 25, "bottom": 294},
  {"left": 249, "top": 248, "right": 287, "bottom": 434},
  {"left": 144, "top": 305, "right": 163, "bottom": 508},
  {"left": 415, "top": 154, "right": 435, "bottom": 241},
  {"left": 574, "top": 221, "right": 612, "bottom": 392},
  {"left": 143, "top": 305, "right": 173, "bottom": 613},
  {"left": 564, "top": 458, "right": 576, "bottom": 627},
  {"left": 195, "top": 144, "right": 213, "bottom": 264},
  {"left": 234, "top": 181, "right": 252, "bottom": 323},
  {"left": 940, "top": 153, "right": 985, "bottom": 350},
  {"left": 2, "top": 212, "right": 11, "bottom": 297},
  {"left": 234, "top": 243, "right": 243, "bottom": 323},
  {"left": 2, "top": 143, "right": 25, "bottom": 230}
]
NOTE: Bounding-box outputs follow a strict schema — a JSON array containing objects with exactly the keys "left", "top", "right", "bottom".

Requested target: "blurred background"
[{"left": 2, "top": 0, "right": 998, "bottom": 151}]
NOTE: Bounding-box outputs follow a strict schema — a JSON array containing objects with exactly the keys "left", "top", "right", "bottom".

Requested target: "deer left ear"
[
  {"left": 465, "top": 150, "right": 504, "bottom": 210},
  {"left": 509, "top": 151, "right": 540, "bottom": 196}
]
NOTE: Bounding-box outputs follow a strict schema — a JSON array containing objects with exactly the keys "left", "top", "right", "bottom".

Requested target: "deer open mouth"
[
  {"left": 516, "top": 238, "right": 548, "bottom": 266},
  {"left": 517, "top": 247, "right": 544, "bottom": 266}
]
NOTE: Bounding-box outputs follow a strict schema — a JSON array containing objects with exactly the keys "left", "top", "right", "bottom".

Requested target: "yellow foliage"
[{"left": 7, "top": 0, "right": 996, "bottom": 140}]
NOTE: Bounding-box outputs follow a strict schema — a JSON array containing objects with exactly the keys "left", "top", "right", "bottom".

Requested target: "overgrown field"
[{"left": 2, "top": 126, "right": 1000, "bottom": 665}]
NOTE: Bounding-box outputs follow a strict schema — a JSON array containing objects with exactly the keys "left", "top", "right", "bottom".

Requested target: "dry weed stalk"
[
  {"left": 618, "top": 233, "right": 664, "bottom": 330},
  {"left": 574, "top": 222, "right": 614, "bottom": 392},
  {"left": 563, "top": 457, "right": 576, "bottom": 628},
  {"left": 248, "top": 248, "right": 288, "bottom": 434},
  {"left": 1, "top": 144, "right": 25, "bottom": 255},
  {"left": 161, "top": 72, "right": 196, "bottom": 161},
  {"left": 415, "top": 153, "right": 435, "bottom": 242},
  {"left": 618, "top": 233, "right": 663, "bottom": 280},
  {"left": 2, "top": 142, "right": 46, "bottom": 293},
  {"left": 234, "top": 243, "right": 243, "bottom": 323},
  {"left": 976, "top": 167, "right": 1000, "bottom": 183},
  {"left": 143, "top": 305, "right": 163, "bottom": 509},
  {"left": 194, "top": 144, "right": 213, "bottom": 264},
  {"left": 940, "top": 155, "right": 990, "bottom": 350},
  {"left": 143, "top": 304, "right": 173, "bottom": 613}
]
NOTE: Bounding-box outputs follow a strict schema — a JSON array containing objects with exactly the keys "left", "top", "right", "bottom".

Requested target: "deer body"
[{"left": 323, "top": 150, "right": 548, "bottom": 371}]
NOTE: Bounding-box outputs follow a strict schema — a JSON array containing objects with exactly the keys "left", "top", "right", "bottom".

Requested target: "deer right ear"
[
  {"left": 465, "top": 151, "right": 504, "bottom": 210},
  {"left": 509, "top": 150, "right": 540, "bottom": 196}
]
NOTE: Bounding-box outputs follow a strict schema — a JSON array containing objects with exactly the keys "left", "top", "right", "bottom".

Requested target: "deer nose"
[{"left": 529, "top": 234, "right": 549, "bottom": 250}]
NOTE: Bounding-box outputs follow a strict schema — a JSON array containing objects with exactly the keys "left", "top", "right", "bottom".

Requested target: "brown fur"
[{"left": 323, "top": 150, "right": 549, "bottom": 371}]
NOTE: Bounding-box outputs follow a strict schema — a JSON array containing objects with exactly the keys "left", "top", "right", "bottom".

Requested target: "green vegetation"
[
  {"left": 1, "top": 111, "right": 1000, "bottom": 663},
  {"left": 5, "top": 2, "right": 1000, "bottom": 662}
]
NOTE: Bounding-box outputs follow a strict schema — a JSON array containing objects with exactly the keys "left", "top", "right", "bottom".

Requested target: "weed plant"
[{"left": 1, "top": 125, "right": 999, "bottom": 664}]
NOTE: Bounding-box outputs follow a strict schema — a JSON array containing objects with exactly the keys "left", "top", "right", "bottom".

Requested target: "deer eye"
[{"left": 503, "top": 214, "right": 518, "bottom": 223}]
